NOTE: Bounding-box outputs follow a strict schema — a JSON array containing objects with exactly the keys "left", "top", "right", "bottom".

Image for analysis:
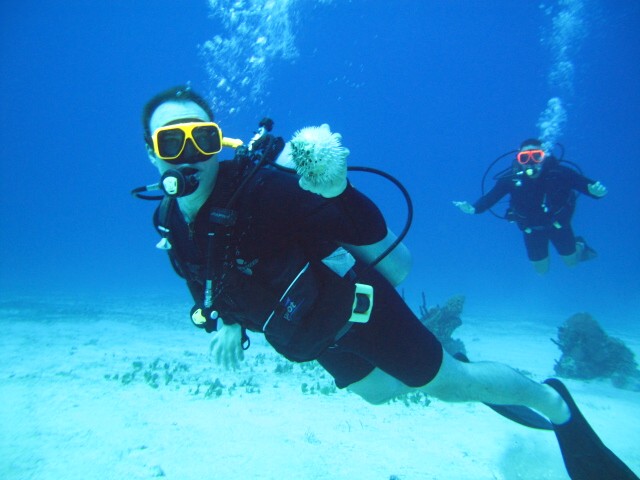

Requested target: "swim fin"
[
  {"left": 544, "top": 378, "right": 638, "bottom": 480},
  {"left": 453, "top": 352, "right": 553, "bottom": 430},
  {"left": 575, "top": 236, "right": 598, "bottom": 262}
]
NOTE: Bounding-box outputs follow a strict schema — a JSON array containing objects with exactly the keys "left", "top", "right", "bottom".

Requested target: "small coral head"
[{"left": 290, "top": 124, "right": 349, "bottom": 184}]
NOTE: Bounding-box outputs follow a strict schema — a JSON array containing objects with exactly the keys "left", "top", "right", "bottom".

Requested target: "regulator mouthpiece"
[{"left": 161, "top": 167, "right": 199, "bottom": 198}]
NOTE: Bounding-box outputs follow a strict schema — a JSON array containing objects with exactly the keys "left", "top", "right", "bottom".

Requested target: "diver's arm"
[
  {"left": 291, "top": 180, "right": 387, "bottom": 246},
  {"left": 563, "top": 167, "right": 606, "bottom": 198},
  {"left": 342, "top": 228, "right": 412, "bottom": 286},
  {"left": 472, "top": 178, "right": 511, "bottom": 213}
]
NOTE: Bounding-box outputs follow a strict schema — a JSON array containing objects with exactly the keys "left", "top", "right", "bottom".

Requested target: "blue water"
[{"left": 1, "top": 0, "right": 639, "bottom": 330}]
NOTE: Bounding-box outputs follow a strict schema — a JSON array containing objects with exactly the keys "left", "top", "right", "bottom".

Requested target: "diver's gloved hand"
[
  {"left": 453, "top": 200, "right": 475, "bottom": 214},
  {"left": 588, "top": 181, "right": 608, "bottom": 198},
  {"left": 288, "top": 124, "right": 349, "bottom": 198},
  {"left": 209, "top": 322, "right": 245, "bottom": 370}
]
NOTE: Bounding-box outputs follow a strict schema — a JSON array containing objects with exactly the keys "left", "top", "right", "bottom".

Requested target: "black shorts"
[
  {"left": 317, "top": 268, "right": 443, "bottom": 389},
  {"left": 522, "top": 223, "right": 577, "bottom": 261}
]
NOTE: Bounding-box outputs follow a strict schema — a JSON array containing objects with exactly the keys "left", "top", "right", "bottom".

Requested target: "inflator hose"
[{"left": 346, "top": 166, "right": 413, "bottom": 273}]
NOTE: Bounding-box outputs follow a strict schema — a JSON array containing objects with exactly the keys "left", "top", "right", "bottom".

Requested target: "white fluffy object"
[{"left": 289, "top": 124, "right": 349, "bottom": 194}]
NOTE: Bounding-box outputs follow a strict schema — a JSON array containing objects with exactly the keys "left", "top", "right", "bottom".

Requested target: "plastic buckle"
[{"left": 349, "top": 283, "right": 373, "bottom": 323}]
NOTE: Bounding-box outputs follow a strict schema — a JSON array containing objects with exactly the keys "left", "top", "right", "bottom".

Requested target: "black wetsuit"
[
  {"left": 155, "top": 160, "right": 443, "bottom": 388},
  {"left": 473, "top": 158, "right": 600, "bottom": 261}
]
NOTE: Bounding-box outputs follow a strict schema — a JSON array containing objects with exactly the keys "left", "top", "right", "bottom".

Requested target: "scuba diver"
[
  {"left": 135, "top": 86, "right": 637, "bottom": 479},
  {"left": 454, "top": 139, "right": 607, "bottom": 274}
]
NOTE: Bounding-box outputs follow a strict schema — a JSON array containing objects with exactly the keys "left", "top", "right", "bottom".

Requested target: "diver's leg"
[
  {"left": 524, "top": 230, "right": 550, "bottom": 274},
  {"left": 421, "top": 353, "right": 639, "bottom": 478},
  {"left": 350, "top": 349, "right": 638, "bottom": 477},
  {"left": 419, "top": 350, "right": 570, "bottom": 424},
  {"left": 332, "top": 268, "right": 442, "bottom": 404},
  {"left": 554, "top": 224, "right": 580, "bottom": 267},
  {"left": 348, "top": 367, "right": 412, "bottom": 404},
  {"left": 532, "top": 257, "right": 550, "bottom": 274},
  {"left": 350, "top": 353, "right": 569, "bottom": 422},
  {"left": 560, "top": 251, "right": 579, "bottom": 267}
]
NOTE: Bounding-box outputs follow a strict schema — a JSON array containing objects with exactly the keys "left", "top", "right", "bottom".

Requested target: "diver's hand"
[
  {"left": 453, "top": 201, "right": 475, "bottom": 214},
  {"left": 289, "top": 124, "right": 349, "bottom": 198},
  {"left": 588, "top": 181, "right": 608, "bottom": 198},
  {"left": 209, "top": 322, "right": 244, "bottom": 370},
  {"left": 299, "top": 170, "right": 347, "bottom": 198}
]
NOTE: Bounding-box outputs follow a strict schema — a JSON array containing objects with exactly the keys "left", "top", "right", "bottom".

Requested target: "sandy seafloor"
[{"left": 1, "top": 294, "right": 638, "bottom": 480}]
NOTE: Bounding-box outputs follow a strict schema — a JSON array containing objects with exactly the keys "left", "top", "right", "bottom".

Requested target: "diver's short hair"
[
  {"left": 142, "top": 85, "right": 214, "bottom": 146},
  {"left": 519, "top": 138, "right": 543, "bottom": 150}
]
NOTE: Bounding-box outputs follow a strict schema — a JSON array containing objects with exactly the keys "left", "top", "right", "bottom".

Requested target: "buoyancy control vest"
[
  {"left": 138, "top": 118, "right": 410, "bottom": 362},
  {"left": 153, "top": 160, "right": 367, "bottom": 362},
  {"left": 505, "top": 159, "right": 579, "bottom": 232}
]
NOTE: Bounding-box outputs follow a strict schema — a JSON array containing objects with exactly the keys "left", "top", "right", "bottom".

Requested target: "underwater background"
[{"left": 1, "top": 0, "right": 639, "bottom": 329}]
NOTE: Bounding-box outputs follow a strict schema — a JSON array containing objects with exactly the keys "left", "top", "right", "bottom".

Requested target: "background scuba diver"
[
  {"left": 138, "top": 86, "right": 637, "bottom": 479},
  {"left": 454, "top": 139, "right": 608, "bottom": 274}
]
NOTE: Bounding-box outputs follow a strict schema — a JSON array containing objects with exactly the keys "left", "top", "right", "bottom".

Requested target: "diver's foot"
[
  {"left": 575, "top": 236, "right": 598, "bottom": 262},
  {"left": 544, "top": 378, "right": 638, "bottom": 479}
]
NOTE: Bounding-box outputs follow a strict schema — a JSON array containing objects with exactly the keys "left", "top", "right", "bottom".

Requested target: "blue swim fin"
[{"left": 453, "top": 352, "right": 553, "bottom": 430}]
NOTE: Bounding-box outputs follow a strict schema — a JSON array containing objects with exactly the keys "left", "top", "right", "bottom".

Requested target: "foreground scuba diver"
[
  {"left": 454, "top": 139, "right": 607, "bottom": 274},
  {"left": 137, "top": 86, "right": 637, "bottom": 479}
]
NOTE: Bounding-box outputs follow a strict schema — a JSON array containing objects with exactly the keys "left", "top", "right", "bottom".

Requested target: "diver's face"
[
  {"left": 148, "top": 100, "right": 219, "bottom": 195},
  {"left": 517, "top": 145, "right": 545, "bottom": 179}
]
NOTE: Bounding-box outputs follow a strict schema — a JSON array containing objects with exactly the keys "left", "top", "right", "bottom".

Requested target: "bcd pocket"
[
  {"left": 262, "top": 262, "right": 319, "bottom": 346},
  {"left": 262, "top": 260, "right": 356, "bottom": 362}
]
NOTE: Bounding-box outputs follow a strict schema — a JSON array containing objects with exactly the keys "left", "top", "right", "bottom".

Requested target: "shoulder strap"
[
  {"left": 154, "top": 196, "right": 201, "bottom": 285},
  {"left": 154, "top": 196, "right": 175, "bottom": 250}
]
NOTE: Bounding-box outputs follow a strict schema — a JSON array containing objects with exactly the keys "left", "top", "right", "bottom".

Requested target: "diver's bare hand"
[
  {"left": 453, "top": 200, "right": 475, "bottom": 214},
  {"left": 588, "top": 181, "right": 608, "bottom": 198},
  {"left": 209, "top": 322, "right": 244, "bottom": 370}
]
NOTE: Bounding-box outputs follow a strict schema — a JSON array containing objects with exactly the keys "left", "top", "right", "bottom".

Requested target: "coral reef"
[
  {"left": 552, "top": 312, "right": 640, "bottom": 390},
  {"left": 419, "top": 293, "right": 467, "bottom": 356}
]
